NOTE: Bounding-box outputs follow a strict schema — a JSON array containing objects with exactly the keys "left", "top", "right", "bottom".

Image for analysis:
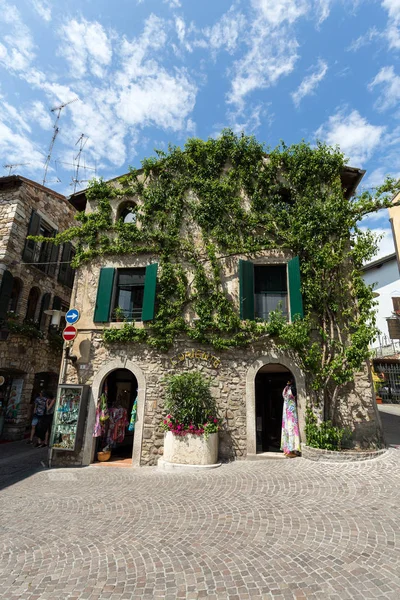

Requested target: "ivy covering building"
[{"left": 46, "top": 131, "right": 396, "bottom": 467}]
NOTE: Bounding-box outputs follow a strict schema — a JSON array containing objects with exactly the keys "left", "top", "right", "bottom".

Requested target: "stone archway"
[
  {"left": 82, "top": 358, "right": 146, "bottom": 467},
  {"left": 246, "top": 354, "right": 306, "bottom": 457}
]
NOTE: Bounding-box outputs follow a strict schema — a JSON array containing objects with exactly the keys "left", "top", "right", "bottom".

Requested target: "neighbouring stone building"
[
  {"left": 49, "top": 160, "right": 383, "bottom": 469},
  {"left": 0, "top": 175, "right": 76, "bottom": 440}
]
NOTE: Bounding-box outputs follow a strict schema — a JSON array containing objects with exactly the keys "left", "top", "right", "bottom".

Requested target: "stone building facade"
[
  {"left": 51, "top": 171, "right": 383, "bottom": 468},
  {"left": 0, "top": 176, "right": 76, "bottom": 439}
]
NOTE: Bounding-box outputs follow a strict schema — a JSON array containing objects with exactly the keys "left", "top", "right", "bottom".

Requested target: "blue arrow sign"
[{"left": 66, "top": 308, "right": 80, "bottom": 325}]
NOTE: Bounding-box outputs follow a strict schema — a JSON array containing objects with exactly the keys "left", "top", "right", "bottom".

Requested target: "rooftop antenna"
[
  {"left": 3, "top": 163, "right": 30, "bottom": 175},
  {"left": 72, "top": 133, "right": 89, "bottom": 193},
  {"left": 43, "top": 97, "right": 78, "bottom": 186}
]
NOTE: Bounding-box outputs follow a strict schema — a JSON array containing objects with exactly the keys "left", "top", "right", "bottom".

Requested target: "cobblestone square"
[{"left": 1, "top": 445, "right": 400, "bottom": 599}]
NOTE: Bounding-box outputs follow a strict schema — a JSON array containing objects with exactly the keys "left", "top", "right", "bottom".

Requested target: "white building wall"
[{"left": 362, "top": 258, "right": 400, "bottom": 349}]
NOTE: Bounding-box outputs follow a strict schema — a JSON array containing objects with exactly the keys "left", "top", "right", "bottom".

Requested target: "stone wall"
[
  {"left": 59, "top": 330, "right": 382, "bottom": 467},
  {"left": 0, "top": 176, "right": 76, "bottom": 439},
  {"left": 0, "top": 334, "right": 63, "bottom": 439}
]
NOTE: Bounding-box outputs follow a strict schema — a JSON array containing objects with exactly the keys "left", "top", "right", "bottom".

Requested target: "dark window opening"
[
  {"left": 8, "top": 278, "right": 22, "bottom": 315},
  {"left": 254, "top": 265, "right": 288, "bottom": 321},
  {"left": 58, "top": 243, "right": 75, "bottom": 288},
  {"left": 22, "top": 210, "right": 58, "bottom": 276},
  {"left": 113, "top": 268, "right": 145, "bottom": 321},
  {"left": 25, "top": 287, "right": 40, "bottom": 322},
  {"left": 118, "top": 203, "right": 137, "bottom": 224},
  {"left": 38, "top": 293, "right": 51, "bottom": 330}
]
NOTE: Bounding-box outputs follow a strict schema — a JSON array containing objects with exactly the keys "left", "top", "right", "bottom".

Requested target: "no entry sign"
[{"left": 63, "top": 325, "right": 77, "bottom": 342}]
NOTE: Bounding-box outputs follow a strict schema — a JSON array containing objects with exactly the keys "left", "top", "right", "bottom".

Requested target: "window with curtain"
[
  {"left": 254, "top": 265, "right": 288, "bottom": 321},
  {"left": 113, "top": 268, "right": 146, "bottom": 321}
]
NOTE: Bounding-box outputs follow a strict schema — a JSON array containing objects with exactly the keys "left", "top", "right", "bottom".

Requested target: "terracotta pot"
[
  {"left": 97, "top": 450, "right": 111, "bottom": 462},
  {"left": 376, "top": 397, "right": 383, "bottom": 404}
]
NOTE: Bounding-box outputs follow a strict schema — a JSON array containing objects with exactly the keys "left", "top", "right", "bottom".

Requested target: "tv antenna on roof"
[
  {"left": 3, "top": 163, "right": 30, "bottom": 175},
  {"left": 42, "top": 97, "right": 79, "bottom": 186},
  {"left": 72, "top": 133, "right": 89, "bottom": 193}
]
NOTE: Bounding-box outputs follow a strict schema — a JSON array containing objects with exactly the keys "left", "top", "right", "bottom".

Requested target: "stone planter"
[
  {"left": 301, "top": 443, "right": 387, "bottom": 462},
  {"left": 162, "top": 431, "right": 219, "bottom": 465}
]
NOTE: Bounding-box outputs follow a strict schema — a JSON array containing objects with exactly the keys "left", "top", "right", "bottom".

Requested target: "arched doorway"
[
  {"left": 94, "top": 368, "right": 138, "bottom": 463},
  {"left": 246, "top": 355, "right": 306, "bottom": 457},
  {"left": 255, "top": 364, "right": 293, "bottom": 452}
]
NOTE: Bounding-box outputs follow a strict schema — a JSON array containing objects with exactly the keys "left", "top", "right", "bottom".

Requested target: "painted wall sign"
[{"left": 170, "top": 349, "right": 221, "bottom": 369}]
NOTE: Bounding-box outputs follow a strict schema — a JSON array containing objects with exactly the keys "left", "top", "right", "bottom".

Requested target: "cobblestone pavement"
[{"left": 1, "top": 448, "right": 400, "bottom": 600}]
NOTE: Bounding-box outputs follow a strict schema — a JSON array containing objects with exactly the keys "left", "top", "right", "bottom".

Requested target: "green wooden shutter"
[
  {"left": 22, "top": 210, "right": 41, "bottom": 262},
  {"left": 239, "top": 259, "right": 255, "bottom": 320},
  {"left": 288, "top": 256, "right": 304, "bottom": 320},
  {"left": 94, "top": 268, "right": 115, "bottom": 323},
  {"left": 0, "top": 270, "right": 14, "bottom": 321},
  {"left": 142, "top": 263, "right": 158, "bottom": 322}
]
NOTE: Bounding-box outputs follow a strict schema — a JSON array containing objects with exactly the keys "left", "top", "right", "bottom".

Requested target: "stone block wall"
[
  {"left": 0, "top": 176, "right": 77, "bottom": 439},
  {"left": 60, "top": 331, "right": 382, "bottom": 467}
]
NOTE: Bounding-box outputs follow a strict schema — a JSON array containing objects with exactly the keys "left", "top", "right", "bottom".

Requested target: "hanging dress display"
[
  {"left": 106, "top": 407, "right": 128, "bottom": 447},
  {"left": 280, "top": 383, "right": 301, "bottom": 455},
  {"left": 128, "top": 397, "right": 137, "bottom": 432}
]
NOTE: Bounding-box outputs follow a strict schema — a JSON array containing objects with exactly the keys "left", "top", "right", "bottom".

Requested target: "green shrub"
[
  {"left": 305, "top": 407, "right": 351, "bottom": 451},
  {"left": 161, "top": 372, "right": 220, "bottom": 437}
]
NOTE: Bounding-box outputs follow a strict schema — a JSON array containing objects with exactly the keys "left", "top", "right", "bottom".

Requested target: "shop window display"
[{"left": 50, "top": 385, "right": 88, "bottom": 451}]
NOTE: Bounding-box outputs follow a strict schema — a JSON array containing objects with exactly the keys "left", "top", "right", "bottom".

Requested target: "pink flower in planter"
[{"left": 213, "top": 418, "right": 218, "bottom": 423}]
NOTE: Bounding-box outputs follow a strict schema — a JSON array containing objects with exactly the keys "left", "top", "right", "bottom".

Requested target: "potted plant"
[
  {"left": 160, "top": 372, "right": 221, "bottom": 466},
  {"left": 114, "top": 306, "right": 125, "bottom": 322}
]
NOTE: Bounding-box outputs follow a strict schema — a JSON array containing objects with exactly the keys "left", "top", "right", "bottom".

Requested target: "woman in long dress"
[{"left": 281, "top": 378, "right": 300, "bottom": 458}]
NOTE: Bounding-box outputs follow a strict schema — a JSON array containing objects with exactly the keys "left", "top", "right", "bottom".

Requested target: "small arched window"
[
  {"left": 25, "top": 287, "right": 40, "bottom": 322},
  {"left": 8, "top": 278, "right": 22, "bottom": 314},
  {"left": 118, "top": 203, "right": 137, "bottom": 224}
]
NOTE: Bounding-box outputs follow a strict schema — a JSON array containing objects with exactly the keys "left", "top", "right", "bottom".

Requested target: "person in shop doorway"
[
  {"left": 281, "top": 378, "right": 301, "bottom": 458},
  {"left": 36, "top": 392, "right": 55, "bottom": 448},
  {"left": 27, "top": 390, "right": 46, "bottom": 445}
]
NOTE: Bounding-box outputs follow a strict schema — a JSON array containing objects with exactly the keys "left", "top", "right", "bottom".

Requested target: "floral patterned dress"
[{"left": 280, "top": 384, "right": 301, "bottom": 454}]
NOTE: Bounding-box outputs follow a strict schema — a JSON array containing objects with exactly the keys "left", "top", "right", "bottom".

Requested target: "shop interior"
[
  {"left": 95, "top": 368, "right": 138, "bottom": 463},
  {"left": 255, "top": 364, "right": 293, "bottom": 453}
]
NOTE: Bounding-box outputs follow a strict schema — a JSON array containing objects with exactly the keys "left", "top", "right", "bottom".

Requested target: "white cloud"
[
  {"left": 164, "top": 0, "right": 181, "bottom": 7},
  {"left": 252, "top": 0, "right": 309, "bottom": 26},
  {"left": 315, "top": 109, "right": 385, "bottom": 165},
  {"left": 291, "top": 59, "right": 328, "bottom": 107},
  {"left": 369, "top": 66, "right": 400, "bottom": 111},
  {"left": 58, "top": 18, "right": 113, "bottom": 79},
  {"left": 381, "top": 0, "right": 400, "bottom": 49},
  {"left": 31, "top": 0, "right": 52, "bottom": 21},
  {"left": 228, "top": 0, "right": 309, "bottom": 107},
  {"left": 29, "top": 100, "right": 53, "bottom": 130},
  {"left": 0, "top": 98, "right": 44, "bottom": 175},
  {"left": 347, "top": 27, "right": 381, "bottom": 51},
  {"left": 0, "top": 0, "right": 35, "bottom": 71},
  {"left": 314, "top": 0, "right": 331, "bottom": 25},
  {"left": 203, "top": 7, "right": 246, "bottom": 54}
]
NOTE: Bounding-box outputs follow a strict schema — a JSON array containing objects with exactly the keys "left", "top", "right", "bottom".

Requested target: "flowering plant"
[{"left": 160, "top": 372, "right": 221, "bottom": 439}]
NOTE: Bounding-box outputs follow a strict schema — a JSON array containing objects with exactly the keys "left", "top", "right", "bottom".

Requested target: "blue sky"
[{"left": 1, "top": 0, "right": 400, "bottom": 257}]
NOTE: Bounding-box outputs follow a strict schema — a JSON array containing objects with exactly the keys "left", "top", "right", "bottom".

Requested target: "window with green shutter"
[
  {"left": 94, "top": 268, "right": 116, "bottom": 323},
  {"left": 142, "top": 263, "right": 158, "bottom": 322},
  {"left": 239, "top": 259, "right": 255, "bottom": 320},
  {"left": 239, "top": 258, "right": 303, "bottom": 322},
  {"left": 288, "top": 256, "right": 304, "bottom": 320}
]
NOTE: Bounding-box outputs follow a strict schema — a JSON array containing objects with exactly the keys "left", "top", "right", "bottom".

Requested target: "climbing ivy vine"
[{"left": 32, "top": 130, "right": 400, "bottom": 415}]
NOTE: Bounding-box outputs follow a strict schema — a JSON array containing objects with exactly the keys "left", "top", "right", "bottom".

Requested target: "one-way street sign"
[{"left": 66, "top": 308, "right": 80, "bottom": 325}]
